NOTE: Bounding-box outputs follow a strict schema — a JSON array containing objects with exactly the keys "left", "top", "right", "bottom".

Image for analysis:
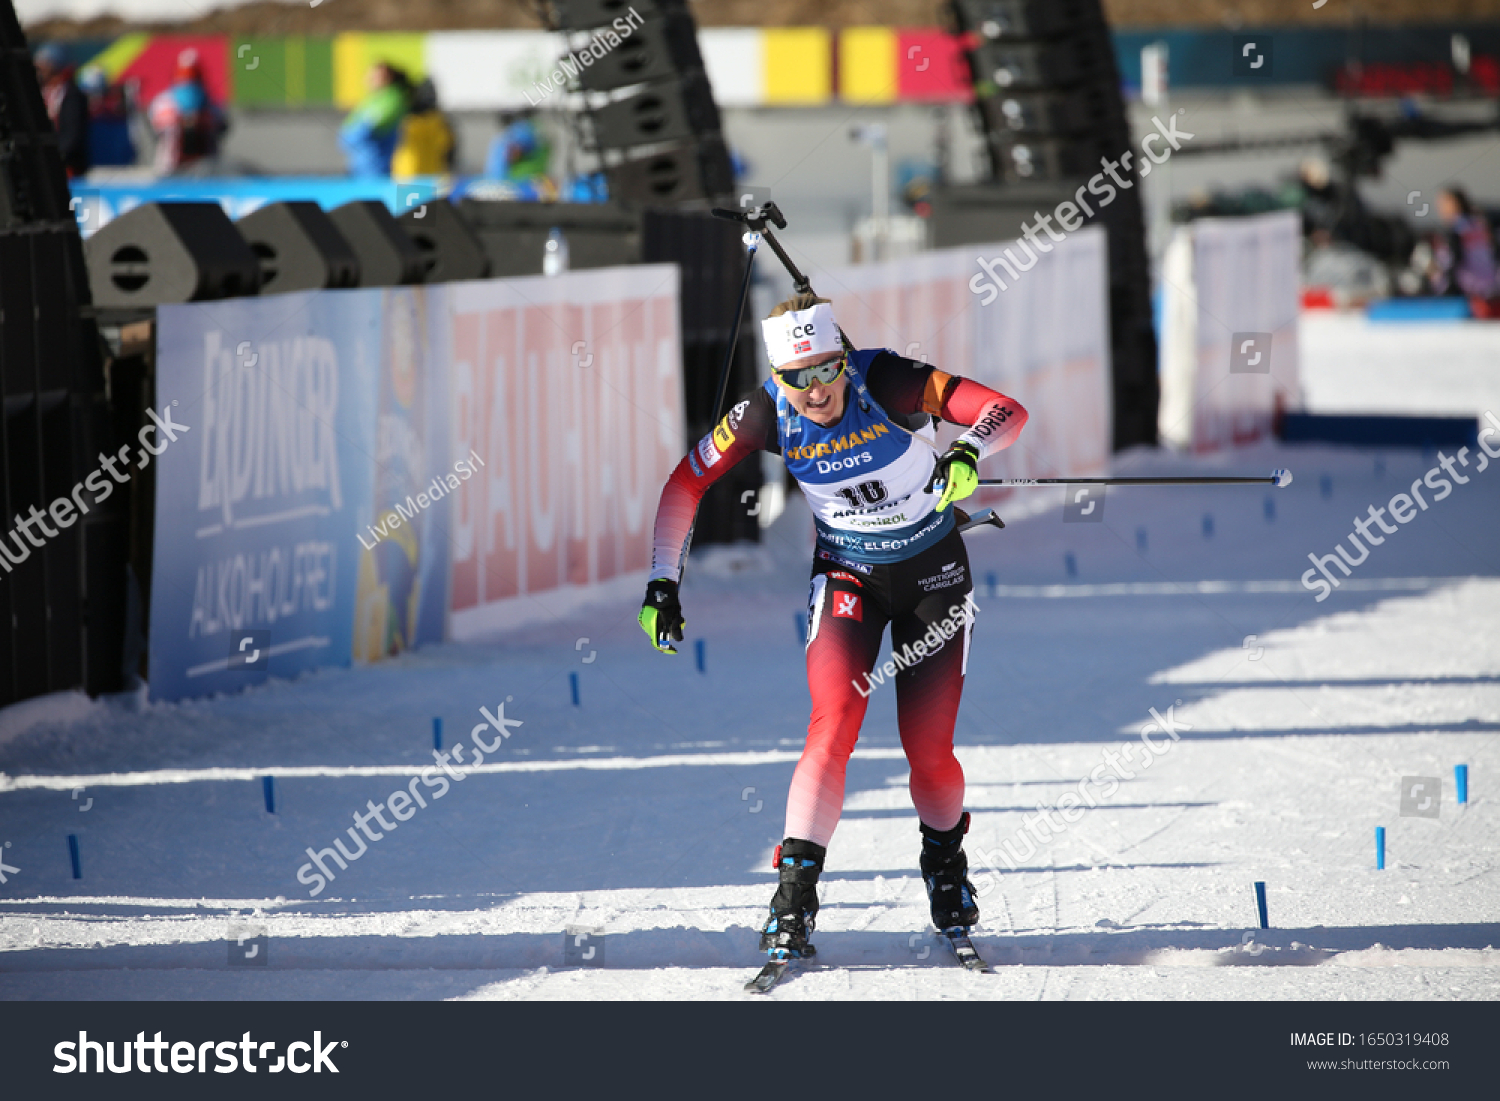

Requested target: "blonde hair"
[{"left": 766, "top": 293, "right": 831, "bottom": 319}]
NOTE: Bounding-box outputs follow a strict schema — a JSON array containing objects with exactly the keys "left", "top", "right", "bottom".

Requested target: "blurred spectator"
[
  {"left": 1296, "top": 157, "right": 1342, "bottom": 246},
  {"left": 340, "top": 61, "right": 411, "bottom": 178},
  {"left": 148, "top": 49, "right": 226, "bottom": 176},
  {"left": 33, "top": 43, "right": 90, "bottom": 177},
  {"left": 78, "top": 65, "right": 136, "bottom": 168},
  {"left": 1425, "top": 186, "right": 1497, "bottom": 299},
  {"left": 485, "top": 110, "right": 551, "bottom": 184},
  {"left": 391, "top": 78, "right": 454, "bottom": 179}
]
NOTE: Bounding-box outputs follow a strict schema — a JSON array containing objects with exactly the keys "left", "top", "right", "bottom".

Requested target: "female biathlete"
[{"left": 638, "top": 294, "right": 1028, "bottom": 961}]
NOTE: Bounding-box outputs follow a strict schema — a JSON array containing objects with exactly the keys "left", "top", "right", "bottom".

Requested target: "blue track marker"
[
  {"left": 1456, "top": 764, "right": 1468, "bottom": 805},
  {"left": 695, "top": 638, "right": 706, "bottom": 674},
  {"left": 1136, "top": 527, "right": 1148, "bottom": 553},
  {"left": 985, "top": 571, "right": 997, "bottom": 597},
  {"left": 1375, "top": 826, "right": 1386, "bottom": 870},
  {"left": 569, "top": 671, "right": 580, "bottom": 707},
  {"left": 1319, "top": 474, "right": 1333, "bottom": 499},
  {"left": 1254, "top": 881, "right": 1269, "bottom": 928},
  {"left": 1263, "top": 495, "right": 1276, "bottom": 521},
  {"left": 1202, "top": 513, "right": 1215, "bottom": 538},
  {"left": 68, "top": 834, "right": 81, "bottom": 880},
  {"left": 1064, "top": 552, "right": 1077, "bottom": 578},
  {"left": 795, "top": 611, "right": 808, "bottom": 643},
  {"left": 433, "top": 717, "right": 443, "bottom": 751},
  {"left": 262, "top": 776, "right": 276, "bottom": 814}
]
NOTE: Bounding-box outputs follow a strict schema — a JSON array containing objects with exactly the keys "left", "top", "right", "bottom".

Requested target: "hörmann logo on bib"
[{"left": 785, "top": 424, "right": 889, "bottom": 461}]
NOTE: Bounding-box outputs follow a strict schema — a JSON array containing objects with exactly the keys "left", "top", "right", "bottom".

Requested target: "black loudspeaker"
[
  {"left": 929, "top": 181, "right": 1157, "bottom": 451},
  {"left": 641, "top": 208, "right": 745, "bottom": 344},
  {"left": 967, "top": 41, "right": 1092, "bottom": 92},
  {"left": 82, "top": 202, "right": 261, "bottom": 307},
  {"left": 397, "top": 198, "right": 491, "bottom": 283},
  {"left": 575, "top": 9, "right": 703, "bottom": 92},
  {"left": 989, "top": 134, "right": 1116, "bottom": 180},
  {"left": 549, "top": 0, "right": 729, "bottom": 208},
  {"left": 977, "top": 87, "right": 1110, "bottom": 138},
  {"left": 553, "top": 0, "right": 680, "bottom": 29},
  {"left": 0, "top": 39, "right": 70, "bottom": 230},
  {"left": 1, "top": 3, "right": 129, "bottom": 707},
  {"left": 591, "top": 73, "right": 721, "bottom": 151},
  {"left": 235, "top": 201, "right": 360, "bottom": 294},
  {"left": 328, "top": 200, "right": 424, "bottom": 286},
  {"left": 457, "top": 199, "right": 639, "bottom": 277},
  {"left": 606, "top": 137, "right": 734, "bottom": 205},
  {"left": 951, "top": 0, "right": 1097, "bottom": 41}
]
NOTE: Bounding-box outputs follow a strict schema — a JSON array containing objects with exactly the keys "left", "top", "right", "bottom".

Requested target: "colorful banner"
[
  {"left": 147, "top": 267, "right": 683, "bottom": 698},
  {"left": 54, "top": 23, "right": 1500, "bottom": 112},
  {"left": 445, "top": 267, "right": 684, "bottom": 640}
]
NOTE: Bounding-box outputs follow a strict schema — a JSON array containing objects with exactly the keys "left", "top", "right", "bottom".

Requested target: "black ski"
[
  {"left": 745, "top": 959, "right": 793, "bottom": 993},
  {"left": 744, "top": 945, "right": 816, "bottom": 994},
  {"left": 939, "top": 928, "right": 992, "bottom": 973}
]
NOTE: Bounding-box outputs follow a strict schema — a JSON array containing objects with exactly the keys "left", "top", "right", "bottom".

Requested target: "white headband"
[{"left": 761, "top": 303, "right": 842, "bottom": 369}]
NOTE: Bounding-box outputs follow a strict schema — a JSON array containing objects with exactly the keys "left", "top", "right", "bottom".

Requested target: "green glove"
[
  {"left": 638, "top": 578, "right": 685, "bottom": 654},
  {"left": 926, "top": 441, "right": 980, "bottom": 512}
]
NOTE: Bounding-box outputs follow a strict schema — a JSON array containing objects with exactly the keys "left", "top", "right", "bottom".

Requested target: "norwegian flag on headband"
[{"left": 761, "top": 302, "right": 842, "bottom": 368}]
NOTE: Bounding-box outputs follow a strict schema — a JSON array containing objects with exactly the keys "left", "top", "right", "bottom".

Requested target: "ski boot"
[
  {"left": 920, "top": 812, "right": 980, "bottom": 930},
  {"left": 758, "top": 838, "right": 825, "bottom": 959}
]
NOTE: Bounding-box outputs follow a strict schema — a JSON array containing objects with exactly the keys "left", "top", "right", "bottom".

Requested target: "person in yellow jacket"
[{"left": 392, "top": 78, "right": 455, "bottom": 179}]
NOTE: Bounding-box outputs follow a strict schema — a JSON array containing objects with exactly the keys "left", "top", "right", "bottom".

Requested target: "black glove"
[{"left": 638, "top": 578, "right": 685, "bottom": 654}]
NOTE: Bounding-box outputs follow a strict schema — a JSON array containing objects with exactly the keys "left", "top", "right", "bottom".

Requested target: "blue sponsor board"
[{"left": 149, "top": 290, "right": 382, "bottom": 701}]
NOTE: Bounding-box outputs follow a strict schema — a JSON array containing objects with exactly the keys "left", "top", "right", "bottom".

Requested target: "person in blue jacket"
[{"left": 340, "top": 61, "right": 412, "bottom": 177}]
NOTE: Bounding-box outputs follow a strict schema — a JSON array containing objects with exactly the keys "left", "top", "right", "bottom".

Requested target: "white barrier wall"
[
  {"left": 813, "top": 227, "right": 1113, "bottom": 504},
  {"left": 445, "top": 267, "right": 685, "bottom": 640},
  {"left": 1158, "top": 211, "right": 1301, "bottom": 452}
]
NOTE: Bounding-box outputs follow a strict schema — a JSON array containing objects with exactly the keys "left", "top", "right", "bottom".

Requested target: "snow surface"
[{"left": 1, "top": 442, "right": 1497, "bottom": 1001}]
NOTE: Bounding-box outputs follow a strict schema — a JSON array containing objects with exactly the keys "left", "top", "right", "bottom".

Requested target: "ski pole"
[
  {"left": 676, "top": 222, "right": 765, "bottom": 589},
  {"left": 712, "top": 202, "right": 857, "bottom": 356},
  {"left": 978, "top": 470, "right": 1294, "bottom": 488},
  {"left": 708, "top": 230, "right": 760, "bottom": 425},
  {"left": 712, "top": 201, "right": 812, "bottom": 296}
]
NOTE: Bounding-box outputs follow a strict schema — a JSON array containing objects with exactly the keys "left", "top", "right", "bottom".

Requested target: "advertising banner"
[
  {"left": 814, "top": 228, "right": 1113, "bottom": 505},
  {"left": 444, "top": 266, "right": 684, "bottom": 640},
  {"left": 351, "top": 288, "right": 455, "bottom": 663},
  {"left": 1159, "top": 212, "right": 1301, "bottom": 452},
  {"left": 149, "top": 266, "right": 683, "bottom": 697},
  {"left": 151, "top": 291, "right": 380, "bottom": 701},
  {"left": 150, "top": 287, "right": 455, "bottom": 701}
]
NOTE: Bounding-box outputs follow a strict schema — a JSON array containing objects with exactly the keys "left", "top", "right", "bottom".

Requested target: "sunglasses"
[{"left": 774, "top": 354, "right": 846, "bottom": 391}]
